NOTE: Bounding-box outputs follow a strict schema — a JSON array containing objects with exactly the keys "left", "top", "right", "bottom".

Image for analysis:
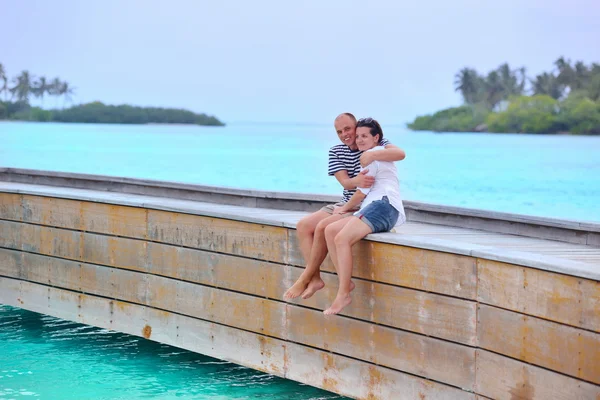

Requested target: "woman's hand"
[{"left": 333, "top": 206, "right": 348, "bottom": 215}]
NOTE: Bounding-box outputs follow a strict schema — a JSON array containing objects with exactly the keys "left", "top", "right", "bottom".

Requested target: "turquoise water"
[
  {"left": 0, "top": 121, "right": 599, "bottom": 222},
  {"left": 0, "top": 305, "right": 346, "bottom": 400}
]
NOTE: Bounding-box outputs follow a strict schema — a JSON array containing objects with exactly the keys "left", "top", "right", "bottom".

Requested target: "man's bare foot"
[
  {"left": 323, "top": 293, "right": 352, "bottom": 315},
  {"left": 284, "top": 278, "right": 310, "bottom": 299},
  {"left": 300, "top": 277, "right": 325, "bottom": 299}
]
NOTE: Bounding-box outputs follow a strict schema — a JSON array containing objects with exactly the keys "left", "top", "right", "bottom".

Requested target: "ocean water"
[
  {"left": 0, "top": 305, "right": 346, "bottom": 400},
  {"left": 1, "top": 121, "right": 599, "bottom": 399},
  {"left": 1, "top": 121, "right": 599, "bottom": 222}
]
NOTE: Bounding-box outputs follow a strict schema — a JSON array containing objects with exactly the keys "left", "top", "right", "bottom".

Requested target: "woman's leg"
[
  {"left": 324, "top": 216, "right": 372, "bottom": 315},
  {"left": 324, "top": 217, "right": 353, "bottom": 273}
]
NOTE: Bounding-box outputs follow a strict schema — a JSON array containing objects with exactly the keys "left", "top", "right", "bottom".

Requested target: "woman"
[{"left": 323, "top": 117, "right": 406, "bottom": 315}]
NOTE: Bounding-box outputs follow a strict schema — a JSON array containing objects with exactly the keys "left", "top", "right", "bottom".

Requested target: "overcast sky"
[{"left": 3, "top": 0, "right": 599, "bottom": 123}]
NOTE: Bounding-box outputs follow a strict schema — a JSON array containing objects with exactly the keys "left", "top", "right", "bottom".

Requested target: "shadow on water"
[{"left": 0, "top": 305, "right": 348, "bottom": 400}]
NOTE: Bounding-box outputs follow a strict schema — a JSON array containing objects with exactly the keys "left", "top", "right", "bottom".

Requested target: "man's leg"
[
  {"left": 296, "top": 210, "right": 331, "bottom": 266},
  {"left": 324, "top": 217, "right": 372, "bottom": 315},
  {"left": 299, "top": 213, "right": 346, "bottom": 299},
  {"left": 284, "top": 210, "right": 331, "bottom": 299}
]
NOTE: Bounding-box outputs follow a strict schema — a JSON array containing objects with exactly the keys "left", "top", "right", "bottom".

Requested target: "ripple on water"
[{"left": 0, "top": 305, "right": 347, "bottom": 399}]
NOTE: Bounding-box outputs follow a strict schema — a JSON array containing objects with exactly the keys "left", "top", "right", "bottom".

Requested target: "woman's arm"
[
  {"left": 360, "top": 144, "right": 406, "bottom": 167},
  {"left": 334, "top": 190, "right": 366, "bottom": 214}
]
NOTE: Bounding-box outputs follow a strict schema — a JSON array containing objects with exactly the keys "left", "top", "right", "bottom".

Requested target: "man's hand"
[{"left": 353, "top": 169, "right": 374, "bottom": 188}]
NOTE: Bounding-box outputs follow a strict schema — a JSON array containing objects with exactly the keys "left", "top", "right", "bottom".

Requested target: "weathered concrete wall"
[{"left": 0, "top": 192, "right": 599, "bottom": 399}]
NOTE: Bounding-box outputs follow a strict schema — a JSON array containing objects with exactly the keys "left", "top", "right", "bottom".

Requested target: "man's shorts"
[
  {"left": 320, "top": 202, "right": 360, "bottom": 217},
  {"left": 355, "top": 196, "right": 400, "bottom": 233}
]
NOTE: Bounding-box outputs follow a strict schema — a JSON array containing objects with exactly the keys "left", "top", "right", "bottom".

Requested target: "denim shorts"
[{"left": 355, "top": 196, "right": 399, "bottom": 233}]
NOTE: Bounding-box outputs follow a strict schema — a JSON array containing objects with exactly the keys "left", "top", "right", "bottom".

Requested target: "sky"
[{"left": 2, "top": 0, "right": 600, "bottom": 124}]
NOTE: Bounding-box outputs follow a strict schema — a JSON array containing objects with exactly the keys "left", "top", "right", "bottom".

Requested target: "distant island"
[
  {"left": 0, "top": 63, "right": 225, "bottom": 126},
  {"left": 408, "top": 57, "right": 600, "bottom": 135}
]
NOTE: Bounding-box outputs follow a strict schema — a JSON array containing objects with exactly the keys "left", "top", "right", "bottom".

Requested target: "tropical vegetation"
[
  {"left": 408, "top": 57, "right": 600, "bottom": 134},
  {"left": 0, "top": 63, "right": 224, "bottom": 126}
]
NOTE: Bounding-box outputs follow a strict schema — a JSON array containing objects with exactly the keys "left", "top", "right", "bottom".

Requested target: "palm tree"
[
  {"left": 0, "top": 63, "right": 7, "bottom": 101},
  {"left": 58, "top": 81, "right": 75, "bottom": 107},
  {"left": 9, "top": 70, "right": 34, "bottom": 103},
  {"left": 48, "top": 77, "right": 63, "bottom": 107},
  {"left": 454, "top": 67, "right": 482, "bottom": 105},
  {"left": 555, "top": 57, "right": 574, "bottom": 90},
  {"left": 517, "top": 67, "right": 527, "bottom": 93},
  {"left": 497, "top": 63, "right": 524, "bottom": 99},
  {"left": 32, "top": 76, "right": 50, "bottom": 107},
  {"left": 531, "top": 73, "right": 564, "bottom": 100},
  {"left": 573, "top": 61, "right": 590, "bottom": 91},
  {"left": 484, "top": 70, "right": 504, "bottom": 110}
]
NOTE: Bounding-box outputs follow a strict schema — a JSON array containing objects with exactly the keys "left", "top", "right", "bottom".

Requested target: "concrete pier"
[{"left": 0, "top": 168, "right": 598, "bottom": 399}]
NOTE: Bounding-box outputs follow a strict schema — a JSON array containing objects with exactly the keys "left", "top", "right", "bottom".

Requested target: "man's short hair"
[{"left": 336, "top": 112, "right": 357, "bottom": 124}]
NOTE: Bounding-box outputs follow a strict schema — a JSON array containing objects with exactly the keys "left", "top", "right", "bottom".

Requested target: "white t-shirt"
[{"left": 355, "top": 146, "right": 406, "bottom": 227}]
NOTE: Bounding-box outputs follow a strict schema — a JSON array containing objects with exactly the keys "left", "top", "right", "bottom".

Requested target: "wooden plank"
[
  {"left": 478, "top": 259, "right": 600, "bottom": 332},
  {"left": 289, "top": 230, "right": 478, "bottom": 299},
  {"left": 146, "top": 242, "right": 284, "bottom": 298},
  {"left": 26, "top": 251, "right": 77, "bottom": 287},
  {"left": 4, "top": 243, "right": 478, "bottom": 346},
  {"left": 145, "top": 274, "right": 477, "bottom": 389},
  {"left": 287, "top": 306, "right": 476, "bottom": 389},
  {"left": 0, "top": 219, "right": 22, "bottom": 249},
  {"left": 475, "top": 349, "right": 600, "bottom": 400},
  {"left": 145, "top": 275, "right": 286, "bottom": 339},
  {"left": 81, "top": 201, "right": 147, "bottom": 239},
  {"left": 17, "top": 223, "right": 82, "bottom": 260},
  {"left": 146, "top": 241, "right": 477, "bottom": 345},
  {"left": 478, "top": 304, "right": 600, "bottom": 384},
  {"left": 0, "top": 247, "right": 21, "bottom": 278},
  {"left": 147, "top": 209, "right": 288, "bottom": 263},
  {"left": 21, "top": 195, "right": 82, "bottom": 230},
  {"left": 3, "top": 278, "right": 472, "bottom": 399},
  {"left": 296, "top": 268, "right": 478, "bottom": 346},
  {"left": 81, "top": 233, "right": 147, "bottom": 272},
  {"left": 79, "top": 263, "right": 148, "bottom": 304},
  {"left": 7, "top": 195, "right": 148, "bottom": 239},
  {"left": 0, "top": 192, "right": 22, "bottom": 221},
  {"left": 286, "top": 343, "right": 475, "bottom": 400}
]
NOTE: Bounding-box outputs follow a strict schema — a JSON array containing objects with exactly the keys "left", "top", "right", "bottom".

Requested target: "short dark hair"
[
  {"left": 336, "top": 112, "right": 357, "bottom": 124},
  {"left": 356, "top": 117, "right": 384, "bottom": 143}
]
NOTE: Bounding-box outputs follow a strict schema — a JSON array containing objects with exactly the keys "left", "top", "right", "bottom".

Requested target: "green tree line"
[
  {"left": 408, "top": 57, "right": 600, "bottom": 134},
  {"left": 0, "top": 63, "right": 224, "bottom": 126}
]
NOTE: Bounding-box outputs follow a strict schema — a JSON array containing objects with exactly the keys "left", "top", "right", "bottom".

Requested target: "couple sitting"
[{"left": 284, "top": 113, "right": 406, "bottom": 315}]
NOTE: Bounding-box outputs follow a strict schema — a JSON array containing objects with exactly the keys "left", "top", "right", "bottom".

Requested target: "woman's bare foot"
[
  {"left": 300, "top": 277, "right": 325, "bottom": 299},
  {"left": 323, "top": 293, "right": 352, "bottom": 315},
  {"left": 284, "top": 278, "right": 310, "bottom": 299}
]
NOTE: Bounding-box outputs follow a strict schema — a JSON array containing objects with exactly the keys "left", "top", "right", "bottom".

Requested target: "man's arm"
[
  {"left": 334, "top": 169, "right": 374, "bottom": 190},
  {"left": 360, "top": 144, "right": 406, "bottom": 167}
]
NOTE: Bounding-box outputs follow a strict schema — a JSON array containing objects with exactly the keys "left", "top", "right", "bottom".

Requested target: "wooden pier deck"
[{"left": 0, "top": 169, "right": 598, "bottom": 400}]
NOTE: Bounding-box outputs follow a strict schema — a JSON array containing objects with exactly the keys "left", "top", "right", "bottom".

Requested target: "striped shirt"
[{"left": 328, "top": 139, "right": 391, "bottom": 202}]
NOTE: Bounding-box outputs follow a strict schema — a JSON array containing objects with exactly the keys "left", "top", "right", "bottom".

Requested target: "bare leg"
[
  {"left": 297, "top": 211, "right": 330, "bottom": 264},
  {"left": 285, "top": 213, "right": 345, "bottom": 299},
  {"left": 299, "top": 214, "right": 346, "bottom": 299},
  {"left": 324, "top": 217, "right": 372, "bottom": 315}
]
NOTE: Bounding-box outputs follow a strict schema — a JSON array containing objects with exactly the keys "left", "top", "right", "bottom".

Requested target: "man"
[{"left": 284, "top": 113, "right": 405, "bottom": 300}]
